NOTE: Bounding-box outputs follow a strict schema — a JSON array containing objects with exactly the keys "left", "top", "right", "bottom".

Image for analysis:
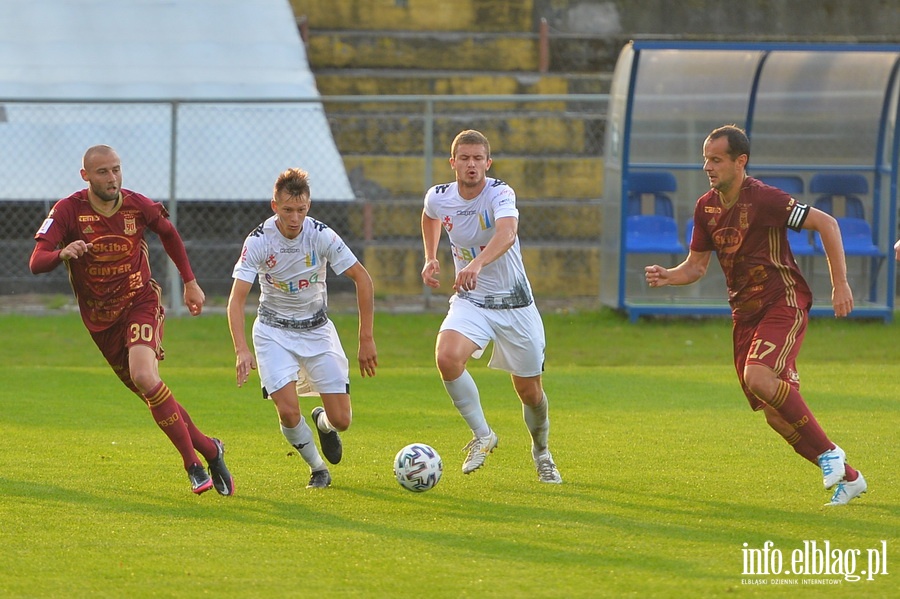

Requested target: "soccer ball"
[{"left": 393, "top": 443, "right": 442, "bottom": 493}]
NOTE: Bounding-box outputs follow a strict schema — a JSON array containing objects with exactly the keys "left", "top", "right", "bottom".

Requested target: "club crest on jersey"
[
  {"left": 265, "top": 253, "right": 277, "bottom": 268},
  {"left": 479, "top": 210, "right": 493, "bottom": 230},
  {"left": 442, "top": 215, "right": 453, "bottom": 232},
  {"left": 123, "top": 215, "right": 137, "bottom": 235}
]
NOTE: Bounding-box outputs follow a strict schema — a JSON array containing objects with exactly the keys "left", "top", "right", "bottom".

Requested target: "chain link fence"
[{"left": 0, "top": 95, "right": 607, "bottom": 308}]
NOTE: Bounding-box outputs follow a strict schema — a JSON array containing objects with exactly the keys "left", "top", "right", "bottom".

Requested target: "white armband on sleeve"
[{"left": 786, "top": 203, "right": 810, "bottom": 232}]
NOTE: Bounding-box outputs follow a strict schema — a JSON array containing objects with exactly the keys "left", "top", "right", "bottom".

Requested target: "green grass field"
[{"left": 0, "top": 308, "right": 897, "bottom": 598}]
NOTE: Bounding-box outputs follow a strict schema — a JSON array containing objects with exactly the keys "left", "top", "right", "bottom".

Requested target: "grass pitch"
[{"left": 0, "top": 308, "right": 897, "bottom": 598}]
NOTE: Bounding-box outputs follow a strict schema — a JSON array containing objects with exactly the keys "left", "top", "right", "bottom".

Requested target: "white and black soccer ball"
[{"left": 393, "top": 443, "right": 442, "bottom": 493}]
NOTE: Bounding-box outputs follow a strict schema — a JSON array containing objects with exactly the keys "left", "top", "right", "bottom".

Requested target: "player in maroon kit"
[
  {"left": 29, "top": 145, "right": 234, "bottom": 497},
  {"left": 644, "top": 125, "right": 866, "bottom": 506}
]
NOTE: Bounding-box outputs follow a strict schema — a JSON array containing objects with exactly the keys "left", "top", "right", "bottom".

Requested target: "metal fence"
[{"left": 0, "top": 94, "right": 608, "bottom": 308}]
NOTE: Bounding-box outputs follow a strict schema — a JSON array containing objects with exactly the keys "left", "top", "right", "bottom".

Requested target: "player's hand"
[
  {"left": 421, "top": 259, "right": 441, "bottom": 288},
  {"left": 832, "top": 280, "right": 854, "bottom": 318},
  {"left": 59, "top": 240, "right": 93, "bottom": 260},
  {"left": 183, "top": 279, "right": 205, "bottom": 316},
  {"left": 644, "top": 264, "right": 670, "bottom": 288},
  {"left": 358, "top": 338, "right": 377, "bottom": 378},
  {"left": 235, "top": 348, "right": 256, "bottom": 387},
  {"left": 454, "top": 263, "right": 481, "bottom": 292}
]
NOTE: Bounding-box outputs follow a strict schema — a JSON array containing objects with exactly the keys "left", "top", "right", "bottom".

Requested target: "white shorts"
[
  {"left": 252, "top": 318, "right": 350, "bottom": 397},
  {"left": 439, "top": 295, "right": 545, "bottom": 377}
]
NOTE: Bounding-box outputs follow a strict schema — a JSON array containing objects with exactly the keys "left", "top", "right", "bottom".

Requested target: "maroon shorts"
[
  {"left": 732, "top": 304, "right": 807, "bottom": 411},
  {"left": 89, "top": 285, "right": 166, "bottom": 393}
]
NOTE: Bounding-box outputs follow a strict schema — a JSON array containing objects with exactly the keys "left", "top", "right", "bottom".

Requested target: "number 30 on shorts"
[{"left": 129, "top": 323, "right": 155, "bottom": 344}]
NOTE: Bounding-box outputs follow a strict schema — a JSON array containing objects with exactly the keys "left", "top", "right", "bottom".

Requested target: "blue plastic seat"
[
  {"left": 626, "top": 215, "right": 685, "bottom": 254},
  {"left": 757, "top": 175, "right": 804, "bottom": 196},
  {"left": 815, "top": 217, "right": 881, "bottom": 257},
  {"left": 788, "top": 228, "right": 819, "bottom": 256},
  {"left": 627, "top": 172, "right": 677, "bottom": 217},
  {"left": 810, "top": 173, "right": 868, "bottom": 219}
]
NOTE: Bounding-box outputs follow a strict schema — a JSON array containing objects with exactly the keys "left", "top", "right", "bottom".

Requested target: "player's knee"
[
  {"left": 743, "top": 364, "right": 775, "bottom": 399},
  {"left": 130, "top": 370, "right": 158, "bottom": 396},
  {"left": 329, "top": 410, "right": 351, "bottom": 431},
  {"left": 435, "top": 352, "right": 465, "bottom": 380},
  {"left": 514, "top": 380, "right": 544, "bottom": 406},
  {"left": 276, "top": 404, "right": 301, "bottom": 428}
]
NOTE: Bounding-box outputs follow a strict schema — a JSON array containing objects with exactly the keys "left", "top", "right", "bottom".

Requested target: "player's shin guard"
[
  {"left": 444, "top": 370, "right": 490, "bottom": 438},
  {"left": 281, "top": 417, "right": 325, "bottom": 470},
  {"left": 523, "top": 392, "right": 550, "bottom": 458},
  {"left": 174, "top": 402, "right": 217, "bottom": 461},
  {"left": 145, "top": 381, "right": 201, "bottom": 469},
  {"left": 767, "top": 380, "right": 833, "bottom": 455}
]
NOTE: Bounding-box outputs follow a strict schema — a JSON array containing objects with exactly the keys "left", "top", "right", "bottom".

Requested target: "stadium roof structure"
[{"left": 0, "top": 0, "right": 354, "bottom": 201}]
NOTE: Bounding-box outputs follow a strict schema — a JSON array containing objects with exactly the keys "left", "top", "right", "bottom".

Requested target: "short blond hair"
[{"left": 451, "top": 130, "right": 491, "bottom": 159}]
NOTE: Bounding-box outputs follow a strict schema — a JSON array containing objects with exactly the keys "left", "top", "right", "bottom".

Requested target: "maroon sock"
[
  {"left": 767, "top": 381, "right": 833, "bottom": 455},
  {"left": 144, "top": 381, "right": 200, "bottom": 470},
  {"left": 175, "top": 403, "right": 217, "bottom": 461},
  {"left": 782, "top": 430, "right": 820, "bottom": 465}
]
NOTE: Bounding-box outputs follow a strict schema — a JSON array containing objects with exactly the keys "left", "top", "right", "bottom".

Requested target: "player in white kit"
[
  {"left": 227, "top": 168, "right": 377, "bottom": 489},
  {"left": 421, "top": 130, "right": 562, "bottom": 484}
]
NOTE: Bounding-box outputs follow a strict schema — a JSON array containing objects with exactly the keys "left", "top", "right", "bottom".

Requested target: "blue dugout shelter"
[{"left": 601, "top": 41, "right": 900, "bottom": 322}]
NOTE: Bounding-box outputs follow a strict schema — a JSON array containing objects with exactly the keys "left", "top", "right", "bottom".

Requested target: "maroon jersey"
[
  {"left": 33, "top": 189, "right": 193, "bottom": 332},
  {"left": 690, "top": 177, "right": 812, "bottom": 320}
]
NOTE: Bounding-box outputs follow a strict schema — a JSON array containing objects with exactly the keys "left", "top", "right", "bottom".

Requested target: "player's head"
[
  {"left": 81, "top": 145, "right": 122, "bottom": 203},
  {"left": 451, "top": 129, "right": 491, "bottom": 160},
  {"left": 706, "top": 125, "right": 750, "bottom": 161},
  {"left": 703, "top": 125, "right": 749, "bottom": 194},
  {"left": 450, "top": 130, "right": 492, "bottom": 190},
  {"left": 271, "top": 168, "right": 311, "bottom": 239}
]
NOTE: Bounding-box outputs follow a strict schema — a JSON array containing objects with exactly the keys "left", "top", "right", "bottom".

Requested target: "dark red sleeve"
[
  {"left": 29, "top": 239, "right": 64, "bottom": 274},
  {"left": 155, "top": 216, "right": 196, "bottom": 283}
]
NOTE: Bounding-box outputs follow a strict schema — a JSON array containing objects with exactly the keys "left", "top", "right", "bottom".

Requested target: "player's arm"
[
  {"left": 644, "top": 249, "right": 712, "bottom": 288},
  {"left": 421, "top": 210, "right": 442, "bottom": 288},
  {"left": 802, "top": 207, "right": 853, "bottom": 317},
  {"left": 154, "top": 217, "right": 205, "bottom": 315},
  {"left": 454, "top": 215, "right": 517, "bottom": 292},
  {"left": 226, "top": 278, "right": 256, "bottom": 387},
  {"left": 342, "top": 261, "right": 377, "bottom": 378},
  {"left": 30, "top": 238, "right": 93, "bottom": 273}
]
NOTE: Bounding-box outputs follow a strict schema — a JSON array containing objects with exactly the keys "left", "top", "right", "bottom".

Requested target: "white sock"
[
  {"left": 523, "top": 392, "right": 550, "bottom": 459},
  {"left": 314, "top": 408, "right": 337, "bottom": 433},
  {"left": 443, "top": 370, "right": 490, "bottom": 438},
  {"left": 281, "top": 417, "right": 325, "bottom": 470}
]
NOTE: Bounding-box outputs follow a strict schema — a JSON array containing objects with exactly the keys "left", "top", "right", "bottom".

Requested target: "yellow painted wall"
[
  {"left": 364, "top": 244, "right": 600, "bottom": 296},
  {"left": 308, "top": 35, "right": 537, "bottom": 70},
  {"left": 342, "top": 156, "right": 602, "bottom": 200},
  {"left": 291, "top": 0, "right": 533, "bottom": 32}
]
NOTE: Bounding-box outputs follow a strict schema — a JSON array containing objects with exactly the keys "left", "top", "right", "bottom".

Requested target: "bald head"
[
  {"left": 82, "top": 145, "right": 119, "bottom": 170},
  {"left": 81, "top": 145, "right": 122, "bottom": 203}
]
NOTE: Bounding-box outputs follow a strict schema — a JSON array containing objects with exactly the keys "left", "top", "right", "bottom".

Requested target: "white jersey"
[
  {"left": 232, "top": 215, "right": 358, "bottom": 321},
  {"left": 423, "top": 177, "right": 533, "bottom": 308}
]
